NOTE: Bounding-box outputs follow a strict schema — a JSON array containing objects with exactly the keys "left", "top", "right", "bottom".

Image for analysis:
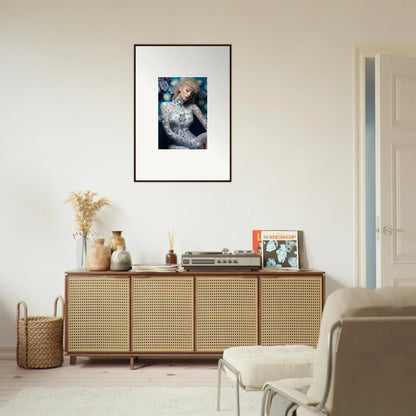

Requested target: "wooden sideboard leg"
[
  {"left": 130, "top": 356, "right": 135, "bottom": 370},
  {"left": 70, "top": 356, "right": 77, "bottom": 365}
]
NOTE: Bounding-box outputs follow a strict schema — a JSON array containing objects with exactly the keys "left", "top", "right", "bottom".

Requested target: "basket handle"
[
  {"left": 17, "top": 301, "right": 28, "bottom": 322},
  {"left": 54, "top": 295, "right": 65, "bottom": 319},
  {"left": 16, "top": 301, "right": 29, "bottom": 368}
]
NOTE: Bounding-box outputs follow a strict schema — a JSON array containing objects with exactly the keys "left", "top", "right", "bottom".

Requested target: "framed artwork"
[{"left": 134, "top": 44, "right": 231, "bottom": 182}]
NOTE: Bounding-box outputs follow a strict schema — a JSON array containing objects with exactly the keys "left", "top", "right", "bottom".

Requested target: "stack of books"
[{"left": 131, "top": 264, "right": 180, "bottom": 272}]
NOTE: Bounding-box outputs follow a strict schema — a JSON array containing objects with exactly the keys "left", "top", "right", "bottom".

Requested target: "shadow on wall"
[
  {"left": 325, "top": 276, "right": 344, "bottom": 297},
  {"left": 300, "top": 233, "right": 344, "bottom": 298},
  {"left": 0, "top": 298, "right": 18, "bottom": 347}
]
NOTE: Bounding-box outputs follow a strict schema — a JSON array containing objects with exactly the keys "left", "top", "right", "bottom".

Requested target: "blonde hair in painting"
[{"left": 173, "top": 78, "right": 200, "bottom": 104}]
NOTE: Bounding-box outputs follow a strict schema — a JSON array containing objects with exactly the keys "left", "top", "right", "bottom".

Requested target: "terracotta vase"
[
  {"left": 110, "top": 245, "right": 132, "bottom": 271},
  {"left": 86, "top": 239, "right": 111, "bottom": 271},
  {"left": 108, "top": 231, "right": 126, "bottom": 253}
]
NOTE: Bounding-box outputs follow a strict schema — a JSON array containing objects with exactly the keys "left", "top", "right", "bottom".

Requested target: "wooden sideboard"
[{"left": 65, "top": 270, "right": 325, "bottom": 369}]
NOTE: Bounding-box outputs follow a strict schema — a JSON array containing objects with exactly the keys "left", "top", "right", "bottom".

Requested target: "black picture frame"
[{"left": 134, "top": 44, "right": 232, "bottom": 182}]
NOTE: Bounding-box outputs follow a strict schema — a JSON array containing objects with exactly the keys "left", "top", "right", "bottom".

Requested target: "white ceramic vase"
[{"left": 110, "top": 245, "right": 132, "bottom": 271}]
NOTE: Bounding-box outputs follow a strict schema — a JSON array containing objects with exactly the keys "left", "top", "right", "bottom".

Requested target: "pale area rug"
[{"left": 0, "top": 386, "right": 263, "bottom": 416}]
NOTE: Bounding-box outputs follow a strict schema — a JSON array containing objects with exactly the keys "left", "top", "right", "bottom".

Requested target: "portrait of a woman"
[{"left": 159, "top": 77, "right": 207, "bottom": 150}]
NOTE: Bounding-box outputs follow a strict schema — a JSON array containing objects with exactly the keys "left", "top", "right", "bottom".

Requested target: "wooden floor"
[{"left": 0, "top": 355, "right": 233, "bottom": 408}]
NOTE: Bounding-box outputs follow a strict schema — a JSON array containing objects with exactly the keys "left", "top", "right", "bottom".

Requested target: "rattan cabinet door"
[
  {"left": 195, "top": 276, "right": 258, "bottom": 352},
  {"left": 66, "top": 275, "right": 130, "bottom": 353},
  {"left": 131, "top": 276, "right": 194, "bottom": 352},
  {"left": 260, "top": 276, "right": 323, "bottom": 347}
]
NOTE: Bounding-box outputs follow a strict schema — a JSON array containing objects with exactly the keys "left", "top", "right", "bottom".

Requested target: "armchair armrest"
[
  {"left": 261, "top": 378, "right": 325, "bottom": 416},
  {"left": 265, "top": 379, "right": 317, "bottom": 406}
]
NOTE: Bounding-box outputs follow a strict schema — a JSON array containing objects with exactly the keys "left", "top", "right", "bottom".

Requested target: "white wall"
[{"left": 1, "top": 0, "right": 416, "bottom": 346}]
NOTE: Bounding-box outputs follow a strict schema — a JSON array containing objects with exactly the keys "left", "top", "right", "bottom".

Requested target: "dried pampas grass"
[{"left": 65, "top": 190, "right": 111, "bottom": 238}]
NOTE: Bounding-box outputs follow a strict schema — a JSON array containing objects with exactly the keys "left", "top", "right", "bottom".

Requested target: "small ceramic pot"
[
  {"left": 110, "top": 245, "right": 132, "bottom": 271},
  {"left": 108, "top": 231, "right": 126, "bottom": 253}
]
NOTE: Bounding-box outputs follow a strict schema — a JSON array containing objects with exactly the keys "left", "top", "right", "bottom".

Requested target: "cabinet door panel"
[
  {"left": 260, "top": 276, "right": 322, "bottom": 346},
  {"left": 196, "top": 276, "right": 258, "bottom": 352},
  {"left": 132, "top": 277, "right": 194, "bottom": 352},
  {"left": 66, "top": 276, "right": 130, "bottom": 352}
]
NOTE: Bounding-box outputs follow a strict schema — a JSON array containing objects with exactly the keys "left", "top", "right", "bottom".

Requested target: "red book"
[{"left": 252, "top": 230, "right": 264, "bottom": 255}]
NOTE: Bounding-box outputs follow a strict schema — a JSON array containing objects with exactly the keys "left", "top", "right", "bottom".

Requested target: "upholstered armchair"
[{"left": 261, "top": 286, "right": 416, "bottom": 416}]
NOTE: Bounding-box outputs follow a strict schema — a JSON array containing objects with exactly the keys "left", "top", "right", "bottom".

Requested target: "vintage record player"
[{"left": 181, "top": 248, "right": 261, "bottom": 271}]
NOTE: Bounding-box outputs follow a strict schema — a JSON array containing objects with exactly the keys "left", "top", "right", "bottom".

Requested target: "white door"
[{"left": 376, "top": 54, "right": 416, "bottom": 287}]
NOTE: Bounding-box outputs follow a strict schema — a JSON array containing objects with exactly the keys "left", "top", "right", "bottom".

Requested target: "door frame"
[{"left": 354, "top": 45, "right": 416, "bottom": 288}]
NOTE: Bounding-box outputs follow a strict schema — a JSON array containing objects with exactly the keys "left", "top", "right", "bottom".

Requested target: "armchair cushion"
[{"left": 223, "top": 345, "right": 315, "bottom": 390}]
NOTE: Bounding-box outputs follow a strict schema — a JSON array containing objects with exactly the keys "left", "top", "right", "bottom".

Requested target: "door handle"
[
  {"left": 383, "top": 226, "right": 405, "bottom": 235},
  {"left": 383, "top": 226, "right": 393, "bottom": 235}
]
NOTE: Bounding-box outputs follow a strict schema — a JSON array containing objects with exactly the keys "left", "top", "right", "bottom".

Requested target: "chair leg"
[
  {"left": 261, "top": 386, "right": 276, "bottom": 416},
  {"left": 217, "top": 359, "right": 223, "bottom": 411},
  {"left": 260, "top": 387, "right": 270, "bottom": 416},
  {"left": 235, "top": 382, "right": 240, "bottom": 416},
  {"left": 216, "top": 358, "right": 242, "bottom": 416}
]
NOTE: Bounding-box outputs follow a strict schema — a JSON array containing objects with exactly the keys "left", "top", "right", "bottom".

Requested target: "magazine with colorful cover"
[
  {"left": 252, "top": 229, "right": 264, "bottom": 255},
  {"left": 252, "top": 230, "right": 301, "bottom": 269}
]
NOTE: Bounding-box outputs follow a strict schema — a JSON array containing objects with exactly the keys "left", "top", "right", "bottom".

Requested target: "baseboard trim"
[{"left": 0, "top": 346, "right": 15, "bottom": 359}]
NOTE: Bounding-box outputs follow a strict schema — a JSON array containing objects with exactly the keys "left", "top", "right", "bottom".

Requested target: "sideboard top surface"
[{"left": 65, "top": 269, "right": 325, "bottom": 277}]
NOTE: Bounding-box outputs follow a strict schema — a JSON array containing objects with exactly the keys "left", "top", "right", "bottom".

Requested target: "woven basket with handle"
[{"left": 16, "top": 296, "right": 64, "bottom": 369}]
